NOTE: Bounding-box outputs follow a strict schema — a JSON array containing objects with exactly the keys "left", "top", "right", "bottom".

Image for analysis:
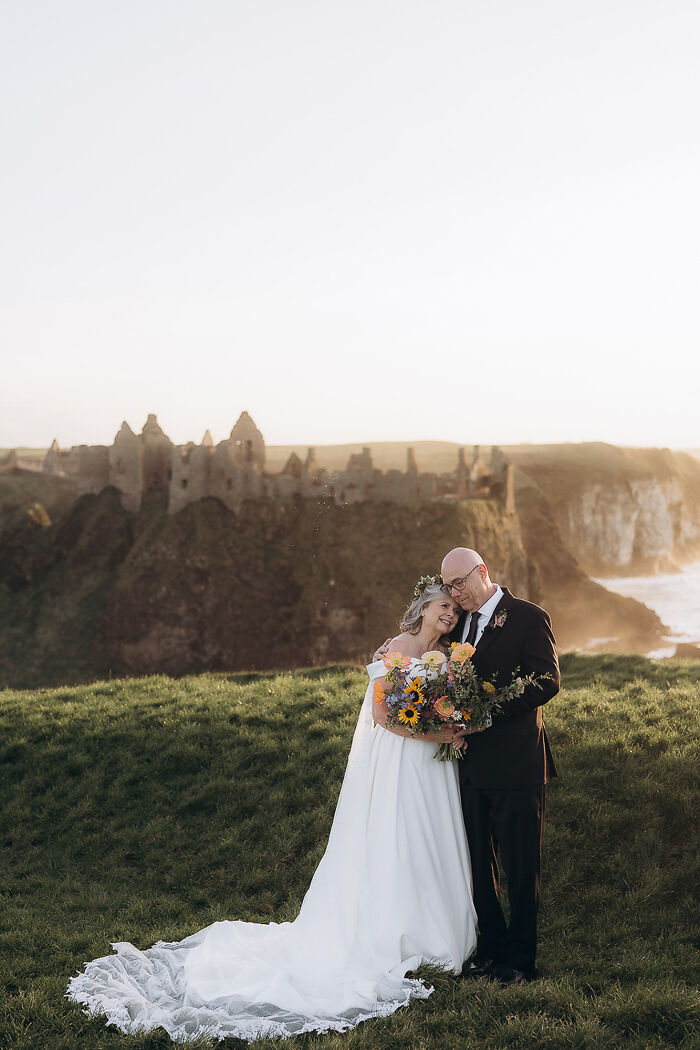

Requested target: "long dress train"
[{"left": 67, "top": 660, "right": 477, "bottom": 1042}]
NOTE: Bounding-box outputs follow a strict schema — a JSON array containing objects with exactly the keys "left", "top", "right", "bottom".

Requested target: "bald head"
[
  {"left": 441, "top": 547, "right": 496, "bottom": 613},
  {"left": 442, "top": 548, "right": 483, "bottom": 577}
]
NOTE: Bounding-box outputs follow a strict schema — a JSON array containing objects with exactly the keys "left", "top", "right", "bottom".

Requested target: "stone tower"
[
  {"left": 108, "top": 422, "right": 143, "bottom": 512},
  {"left": 282, "top": 452, "right": 304, "bottom": 479},
  {"left": 141, "top": 414, "right": 173, "bottom": 492},
  {"left": 43, "top": 439, "right": 79, "bottom": 478},
  {"left": 229, "top": 412, "right": 265, "bottom": 472},
  {"left": 470, "top": 445, "right": 490, "bottom": 487},
  {"left": 456, "top": 447, "right": 469, "bottom": 499}
]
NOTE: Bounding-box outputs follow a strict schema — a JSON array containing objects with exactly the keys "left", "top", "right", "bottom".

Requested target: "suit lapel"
[{"left": 473, "top": 588, "right": 514, "bottom": 661}]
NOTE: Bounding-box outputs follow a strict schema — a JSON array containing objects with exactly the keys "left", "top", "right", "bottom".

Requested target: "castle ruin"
[{"left": 40, "top": 412, "right": 516, "bottom": 515}]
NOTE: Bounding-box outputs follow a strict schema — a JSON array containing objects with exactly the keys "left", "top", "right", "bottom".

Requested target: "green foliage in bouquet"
[{"left": 374, "top": 644, "right": 550, "bottom": 762}]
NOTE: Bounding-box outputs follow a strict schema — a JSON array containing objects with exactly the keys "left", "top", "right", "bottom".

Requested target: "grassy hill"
[
  {"left": 0, "top": 448, "right": 46, "bottom": 463},
  {"left": 1, "top": 655, "right": 698, "bottom": 1049}
]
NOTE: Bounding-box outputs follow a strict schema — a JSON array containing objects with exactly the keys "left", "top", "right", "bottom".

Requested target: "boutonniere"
[{"left": 486, "top": 610, "right": 508, "bottom": 630}]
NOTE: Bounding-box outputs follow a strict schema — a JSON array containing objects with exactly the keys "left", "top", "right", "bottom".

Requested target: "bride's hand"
[
  {"left": 373, "top": 638, "right": 392, "bottom": 662},
  {"left": 447, "top": 725, "right": 473, "bottom": 753}
]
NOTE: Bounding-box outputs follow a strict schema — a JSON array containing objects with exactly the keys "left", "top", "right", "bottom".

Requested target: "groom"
[{"left": 441, "top": 547, "right": 560, "bottom": 986}]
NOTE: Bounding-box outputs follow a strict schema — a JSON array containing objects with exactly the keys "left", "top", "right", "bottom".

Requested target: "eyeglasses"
[{"left": 444, "top": 565, "right": 483, "bottom": 593}]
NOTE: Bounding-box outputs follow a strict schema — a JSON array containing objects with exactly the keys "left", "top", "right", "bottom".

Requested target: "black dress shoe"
[
  {"left": 493, "top": 963, "right": 537, "bottom": 986},
  {"left": 461, "top": 955, "right": 497, "bottom": 979}
]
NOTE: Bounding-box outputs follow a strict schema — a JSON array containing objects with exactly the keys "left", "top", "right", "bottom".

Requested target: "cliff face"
[
  {"left": 103, "top": 496, "right": 532, "bottom": 677},
  {"left": 508, "top": 445, "right": 700, "bottom": 576},
  {"left": 1, "top": 446, "right": 682, "bottom": 688},
  {"left": 514, "top": 483, "right": 664, "bottom": 652},
  {"left": 565, "top": 477, "right": 699, "bottom": 574},
  {"left": 0, "top": 489, "right": 532, "bottom": 687}
]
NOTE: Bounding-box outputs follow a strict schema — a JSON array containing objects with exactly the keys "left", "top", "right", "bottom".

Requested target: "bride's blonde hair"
[{"left": 400, "top": 583, "right": 450, "bottom": 635}]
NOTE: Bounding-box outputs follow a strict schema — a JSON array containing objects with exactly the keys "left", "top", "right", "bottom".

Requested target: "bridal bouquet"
[{"left": 374, "top": 644, "right": 542, "bottom": 761}]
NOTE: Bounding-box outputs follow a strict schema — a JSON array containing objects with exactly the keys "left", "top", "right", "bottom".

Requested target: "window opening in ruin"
[{"left": 181, "top": 479, "right": 188, "bottom": 489}]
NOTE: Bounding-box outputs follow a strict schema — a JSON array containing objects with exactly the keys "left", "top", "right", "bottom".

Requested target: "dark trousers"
[{"left": 461, "top": 781, "right": 545, "bottom": 973}]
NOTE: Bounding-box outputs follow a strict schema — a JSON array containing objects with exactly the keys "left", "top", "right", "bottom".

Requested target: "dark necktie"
[{"left": 465, "top": 612, "right": 481, "bottom": 646}]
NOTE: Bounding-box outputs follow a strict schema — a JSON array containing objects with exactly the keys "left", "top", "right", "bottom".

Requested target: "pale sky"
[{"left": 2, "top": 0, "right": 699, "bottom": 450}]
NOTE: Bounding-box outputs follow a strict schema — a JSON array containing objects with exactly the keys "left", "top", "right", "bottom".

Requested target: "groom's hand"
[
  {"left": 373, "top": 638, "right": 392, "bottom": 662},
  {"left": 448, "top": 726, "right": 476, "bottom": 753},
  {"left": 435, "top": 724, "right": 460, "bottom": 743},
  {"left": 454, "top": 723, "right": 486, "bottom": 739}
]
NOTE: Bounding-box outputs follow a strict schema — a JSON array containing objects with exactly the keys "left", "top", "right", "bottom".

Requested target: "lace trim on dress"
[{"left": 67, "top": 964, "right": 432, "bottom": 1043}]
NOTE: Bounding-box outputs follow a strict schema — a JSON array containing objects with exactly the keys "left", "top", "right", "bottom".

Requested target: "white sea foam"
[{"left": 593, "top": 561, "right": 700, "bottom": 654}]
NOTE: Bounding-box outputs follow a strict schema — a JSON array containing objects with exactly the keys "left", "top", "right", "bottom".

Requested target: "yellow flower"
[
  {"left": 398, "top": 703, "right": 420, "bottom": 727},
  {"left": 450, "top": 642, "right": 476, "bottom": 665},
  {"left": 405, "top": 677, "right": 425, "bottom": 705},
  {"left": 481, "top": 681, "right": 496, "bottom": 694},
  {"left": 373, "top": 681, "right": 386, "bottom": 704},
  {"left": 460, "top": 708, "right": 472, "bottom": 721}
]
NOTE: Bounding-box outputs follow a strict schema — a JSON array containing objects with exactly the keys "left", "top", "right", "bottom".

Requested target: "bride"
[{"left": 67, "top": 581, "right": 478, "bottom": 1042}]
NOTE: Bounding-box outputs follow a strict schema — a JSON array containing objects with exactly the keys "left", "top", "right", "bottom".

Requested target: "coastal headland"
[{"left": 1, "top": 419, "right": 699, "bottom": 688}]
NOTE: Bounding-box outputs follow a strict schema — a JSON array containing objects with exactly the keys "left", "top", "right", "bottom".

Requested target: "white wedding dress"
[{"left": 67, "top": 660, "right": 477, "bottom": 1042}]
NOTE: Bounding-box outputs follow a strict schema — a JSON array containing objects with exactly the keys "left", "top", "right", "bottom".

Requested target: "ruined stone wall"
[
  {"left": 170, "top": 444, "right": 215, "bottom": 513},
  {"left": 44, "top": 445, "right": 79, "bottom": 478},
  {"left": 45, "top": 411, "right": 514, "bottom": 520},
  {"left": 77, "top": 446, "right": 110, "bottom": 496},
  {"left": 209, "top": 444, "right": 256, "bottom": 511},
  {"left": 142, "top": 436, "right": 172, "bottom": 491},
  {"left": 108, "top": 424, "right": 143, "bottom": 513}
]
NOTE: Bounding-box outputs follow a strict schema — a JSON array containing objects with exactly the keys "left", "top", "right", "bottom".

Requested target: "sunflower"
[
  {"left": 405, "top": 677, "right": 425, "bottom": 705},
  {"left": 398, "top": 703, "right": 420, "bottom": 727}
]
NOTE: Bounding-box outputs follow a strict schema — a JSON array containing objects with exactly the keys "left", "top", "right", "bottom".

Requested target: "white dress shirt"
[{"left": 460, "top": 585, "right": 504, "bottom": 646}]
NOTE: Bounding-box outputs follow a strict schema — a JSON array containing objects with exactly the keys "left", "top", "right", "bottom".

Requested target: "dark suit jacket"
[{"left": 451, "top": 588, "right": 560, "bottom": 789}]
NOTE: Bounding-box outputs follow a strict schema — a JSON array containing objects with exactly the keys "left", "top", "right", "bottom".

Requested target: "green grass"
[{"left": 1, "top": 654, "right": 698, "bottom": 1049}]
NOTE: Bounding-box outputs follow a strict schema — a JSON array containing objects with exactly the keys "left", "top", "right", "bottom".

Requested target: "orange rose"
[
  {"left": 373, "top": 681, "right": 386, "bottom": 703},
  {"left": 434, "top": 696, "right": 455, "bottom": 720}
]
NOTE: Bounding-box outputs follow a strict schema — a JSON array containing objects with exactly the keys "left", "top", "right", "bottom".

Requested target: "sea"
[{"left": 593, "top": 560, "right": 700, "bottom": 657}]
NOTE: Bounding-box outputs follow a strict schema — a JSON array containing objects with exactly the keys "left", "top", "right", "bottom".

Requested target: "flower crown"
[{"left": 413, "top": 573, "right": 444, "bottom": 599}]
